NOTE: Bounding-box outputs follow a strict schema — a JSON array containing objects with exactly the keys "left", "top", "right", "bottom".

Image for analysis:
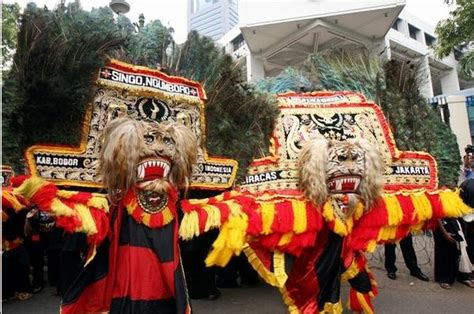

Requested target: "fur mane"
[
  {"left": 98, "top": 117, "right": 197, "bottom": 202},
  {"left": 298, "top": 138, "right": 383, "bottom": 208}
]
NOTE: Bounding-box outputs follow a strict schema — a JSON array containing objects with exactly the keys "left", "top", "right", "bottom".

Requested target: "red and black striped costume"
[{"left": 61, "top": 187, "right": 191, "bottom": 314}]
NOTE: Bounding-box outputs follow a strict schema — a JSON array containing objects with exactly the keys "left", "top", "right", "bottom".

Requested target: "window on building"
[
  {"left": 424, "top": 33, "right": 436, "bottom": 47},
  {"left": 454, "top": 47, "right": 464, "bottom": 61},
  {"left": 391, "top": 18, "right": 402, "bottom": 31},
  {"left": 467, "top": 96, "right": 474, "bottom": 141},
  {"left": 408, "top": 24, "right": 420, "bottom": 41},
  {"left": 231, "top": 34, "right": 244, "bottom": 51},
  {"left": 193, "top": 0, "right": 219, "bottom": 13}
]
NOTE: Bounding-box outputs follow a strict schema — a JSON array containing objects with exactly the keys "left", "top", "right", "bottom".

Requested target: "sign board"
[
  {"left": 241, "top": 91, "right": 437, "bottom": 194},
  {"left": 26, "top": 60, "right": 238, "bottom": 190}
]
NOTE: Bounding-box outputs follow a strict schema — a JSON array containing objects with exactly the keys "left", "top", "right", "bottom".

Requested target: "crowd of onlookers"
[{"left": 2, "top": 201, "right": 87, "bottom": 302}]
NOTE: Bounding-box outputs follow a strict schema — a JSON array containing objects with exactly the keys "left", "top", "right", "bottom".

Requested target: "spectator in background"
[
  {"left": 463, "top": 145, "right": 474, "bottom": 179},
  {"left": 2, "top": 199, "right": 32, "bottom": 301},
  {"left": 24, "top": 208, "right": 56, "bottom": 294},
  {"left": 384, "top": 234, "right": 429, "bottom": 281},
  {"left": 434, "top": 218, "right": 474, "bottom": 289}
]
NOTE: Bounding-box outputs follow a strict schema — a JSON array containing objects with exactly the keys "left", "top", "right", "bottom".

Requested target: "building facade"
[
  {"left": 187, "top": 0, "right": 239, "bottom": 41},
  {"left": 217, "top": 0, "right": 474, "bottom": 155}
]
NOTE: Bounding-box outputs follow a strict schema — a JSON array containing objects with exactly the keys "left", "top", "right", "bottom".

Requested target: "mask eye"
[
  {"left": 163, "top": 136, "right": 175, "bottom": 146},
  {"left": 144, "top": 133, "right": 155, "bottom": 144},
  {"left": 337, "top": 155, "right": 346, "bottom": 162}
]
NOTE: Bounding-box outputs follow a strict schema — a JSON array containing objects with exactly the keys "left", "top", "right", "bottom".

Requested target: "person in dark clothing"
[
  {"left": 25, "top": 232, "right": 47, "bottom": 293},
  {"left": 459, "top": 178, "right": 474, "bottom": 263},
  {"left": 216, "top": 255, "right": 260, "bottom": 288},
  {"left": 434, "top": 218, "right": 474, "bottom": 289},
  {"left": 179, "top": 190, "right": 221, "bottom": 300},
  {"left": 57, "top": 232, "right": 88, "bottom": 296},
  {"left": 2, "top": 203, "right": 32, "bottom": 301},
  {"left": 384, "top": 234, "right": 429, "bottom": 281},
  {"left": 25, "top": 208, "right": 57, "bottom": 293},
  {"left": 180, "top": 230, "right": 221, "bottom": 300}
]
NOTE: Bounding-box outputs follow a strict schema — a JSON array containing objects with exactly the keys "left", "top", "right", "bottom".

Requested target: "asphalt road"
[{"left": 3, "top": 235, "right": 474, "bottom": 313}]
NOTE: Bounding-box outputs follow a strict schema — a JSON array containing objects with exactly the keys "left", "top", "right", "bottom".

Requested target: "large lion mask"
[
  {"left": 298, "top": 138, "right": 383, "bottom": 215},
  {"left": 99, "top": 117, "right": 198, "bottom": 201}
]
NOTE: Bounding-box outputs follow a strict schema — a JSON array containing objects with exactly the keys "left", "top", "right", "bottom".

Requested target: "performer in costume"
[
  {"left": 179, "top": 138, "right": 472, "bottom": 313},
  {"left": 58, "top": 117, "right": 197, "bottom": 314}
]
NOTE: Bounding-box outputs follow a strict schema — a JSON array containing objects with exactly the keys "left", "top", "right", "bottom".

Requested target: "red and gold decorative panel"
[
  {"left": 241, "top": 91, "right": 437, "bottom": 195},
  {"left": 25, "top": 60, "right": 237, "bottom": 190}
]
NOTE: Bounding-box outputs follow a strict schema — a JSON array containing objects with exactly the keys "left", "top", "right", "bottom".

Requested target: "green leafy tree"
[
  {"left": 2, "top": 3, "right": 126, "bottom": 169},
  {"left": 2, "top": 4, "right": 277, "bottom": 179},
  {"left": 380, "top": 60, "right": 460, "bottom": 187},
  {"left": 2, "top": 3, "right": 21, "bottom": 68},
  {"left": 122, "top": 20, "right": 174, "bottom": 68},
  {"left": 169, "top": 31, "right": 279, "bottom": 180},
  {"left": 435, "top": 0, "right": 474, "bottom": 77}
]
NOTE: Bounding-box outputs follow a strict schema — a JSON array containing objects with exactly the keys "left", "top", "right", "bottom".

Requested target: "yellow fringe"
[
  {"left": 205, "top": 202, "right": 248, "bottom": 267},
  {"left": 292, "top": 200, "right": 307, "bottom": 233},
  {"left": 261, "top": 202, "right": 275, "bottom": 235},
  {"left": 179, "top": 211, "right": 200, "bottom": 240},
  {"left": 56, "top": 190, "right": 77, "bottom": 199},
  {"left": 203, "top": 205, "right": 221, "bottom": 232},
  {"left": 74, "top": 204, "right": 98, "bottom": 236},
  {"left": 85, "top": 245, "right": 97, "bottom": 267},
  {"left": 383, "top": 194, "right": 403, "bottom": 226},
  {"left": 322, "top": 201, "right": 352, "bottom": 236},
  {"left": 377, "top": 226, "right": 397, "bottom": 242},
  {"left": 243, "top": 245, "right": 279, "bottom": 287},
  {"left": 366, "top": 240, "right": 377, "bottom": 253},
  {"left": 142, "top": 213, "right": 151, "bottom": 226},
  {"left": 410, "top": 222, "right": 425, "bottom": 233},
  {"left": 278, "top": 233, "right": 293, "bottom": 246},
  {"left": 353, "top": 201, "right": 365, "bottom": 221},
  {"left": 279, "top": 286, "right": 300, "bottom": 314},
  {"left": 273, "top": 252, "right": 288, "bottom": 287},
  {"left": 341, "top": 260, "right": 360, "bottom": 282},
  {"left": 2, "top": 192, "right": 25, "bottom": 212},
  {"left": 439, "top": 189, "right": 473, "bottom": 218},
  {"left": 14, "top": 176, "right": 47, "bottom": 200},
  {"left": 161, "top": 207, "right": 174, "bottom": 226},
  {"left": 51, "top": 198, "right": 76, "bottom": 217},
  {"left": 355, "top": 291, "right": 374, "bottom": 314},
  {"left": 320, "top": 300, "right": 343, "bottom": 314},
  {"left": 87, "top": 195, "right": 109, "bottom": 212},
  {"left": 410, "top": 192, "right": 433, "bottom": 221}
]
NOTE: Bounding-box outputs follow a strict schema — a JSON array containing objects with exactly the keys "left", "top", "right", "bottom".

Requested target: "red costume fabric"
[{"left": 61, "top": 187, "right": 191, "bottom": 314}]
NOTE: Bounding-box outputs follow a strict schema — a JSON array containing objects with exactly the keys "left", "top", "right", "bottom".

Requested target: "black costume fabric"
[
  {"left": 61, "top": 190, "right": 191, "bottom": 314},
  {"left": 384, "top": 234, "right": 421, "bottom": 275}
]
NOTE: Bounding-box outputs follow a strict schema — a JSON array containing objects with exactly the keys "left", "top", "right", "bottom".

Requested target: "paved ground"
[{"left": 2, "top": 235, "right": 474, "bottom": 313}]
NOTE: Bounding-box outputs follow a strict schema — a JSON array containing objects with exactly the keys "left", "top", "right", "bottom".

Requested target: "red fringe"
[
  {"left": 237, "top": 197, "right": 262, "bottom": 236},
  {"left": 272, "top": 201, "right": 294, "bottom": 233},
  {"left": 56, "top": 214, "right": 82, "bottom": 233},
  {"left": 197, "top": 208, "right": 208, "bottom": 232},
  {"left": 214, "top": 203, "right": 230, "bottom": 224},
  {"left": 87, "top": 207, "right": 110, "bottom": 245},
  {"left": 284, "top": 232, "right": 317, "bottom": 256},
  {"left": 426, "top": 193, "right": 444, "bottom": 218},
  {"left": 395, "top": 195, "right": 417, "bottom": 224},
  {"left": 11, "top": 175, "right": 30, "bottom": 187},
  {"left": 348, "top": 288, "right": 363, "bottom": 312},
  {"left": 259, "top": 233, "right": 283, "bottom": 250},
  {"left": 30, "top": 182, "right": 58, "bottom": 211},
  {"left": 306, "top": 203, "right": 323, "bottom": 232},
  {"left": 60, "top": 191, "right": 93, "bottom": 204}
]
